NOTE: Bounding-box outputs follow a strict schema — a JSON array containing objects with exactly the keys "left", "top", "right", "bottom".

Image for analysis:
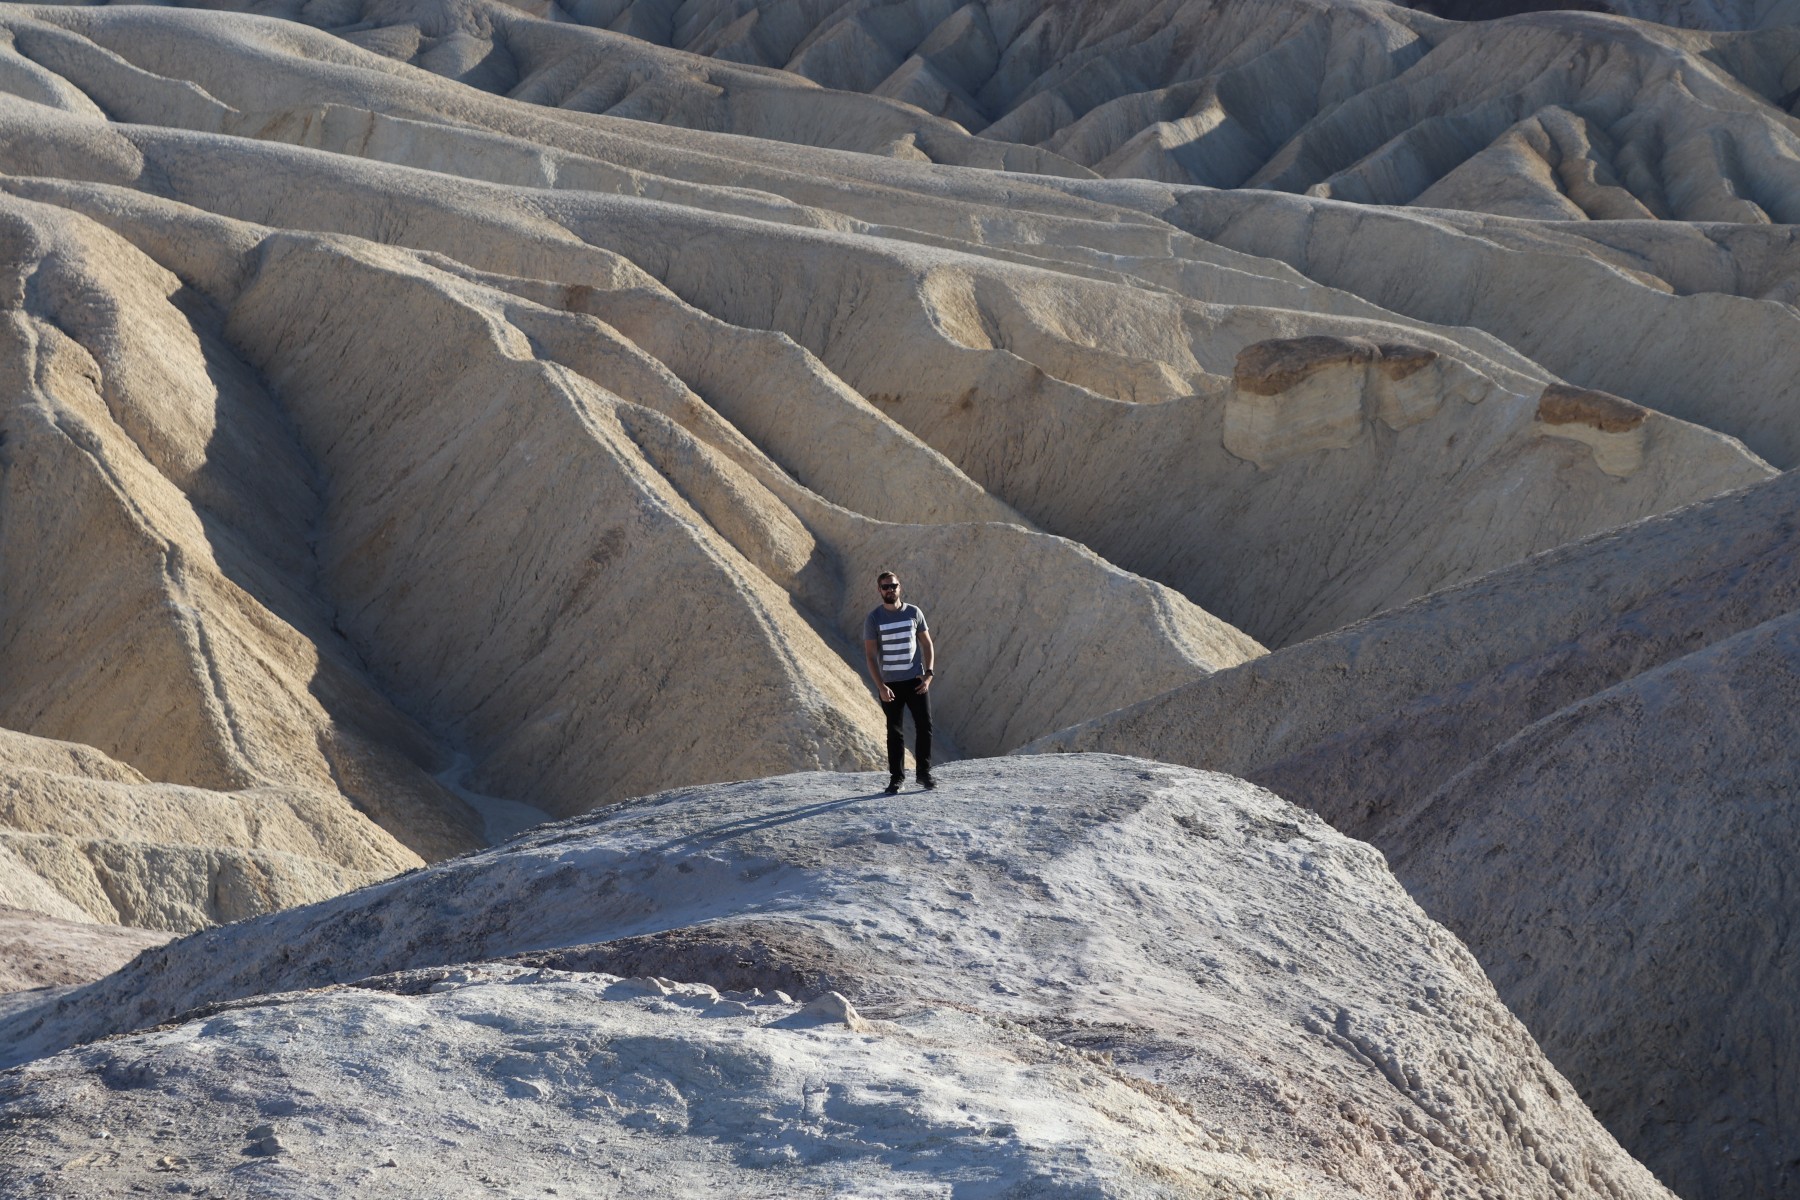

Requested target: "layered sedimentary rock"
[
  {"left": 19, "top": 6, "right": 1766, "bottom": 643},
  {"left": 0, "top": 9, "right": 1277, "bottom": 927},
  {"left": 170, "top": 0, "right": 1800, "bottom": 465},
  {"left": 1163, "top": 189, "right": 1800, "bottom": 467},
  {"left": 1512, "top": 0, "right": 1800, "bottom": 29},
  {"left": 1033, "top": 468, "right": 1800, "bottom": 1200},
  {"left": 0, "top": 192, "right": 475, "bottom": 929},
  {"left": 0, "top": 757, "right": 1674, "bottom": 1200}
]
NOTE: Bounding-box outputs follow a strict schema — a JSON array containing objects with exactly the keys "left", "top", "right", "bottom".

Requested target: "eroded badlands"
[{"left": 0, "top": 1, "right": 1795, "bottom": 1197}]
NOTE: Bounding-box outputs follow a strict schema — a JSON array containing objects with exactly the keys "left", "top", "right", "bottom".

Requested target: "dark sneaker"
[
  {"left": 885, "top": 777, "right": 903, "bottom": 795},
  {"left": 918, "top": 773, "right": 936, "bottom": 791}
]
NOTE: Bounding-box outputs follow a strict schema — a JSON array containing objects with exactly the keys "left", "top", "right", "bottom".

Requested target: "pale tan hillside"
[
  {"left": 22, "top": 1, "right": 1800, "bottom": 466},
  {"left": 0, "top": 1, "right": 1777, "bottom": 929},
  {"left": 0, "top": 193, "right": 478, "bottom": 929},
  {"left": 0, "top": 6, "right": 1278, "bottom": 916},
  {"left": 1160, "top": 188, "right": 1800, "bottom": 466},
  {"left": 1486, "top": 0, "right": 1800, "bottom": 29},
  {"left": 0, "top": 5, "right": 1769, "bottom": 645},
  {"left": 3, "top": 180, "right": 1254, "bottom": 830},
  {"left": 0, "top": 906, "right": 171, "bottom": 993},
  {"left": 1394, "top": 0, "right": 1800, "bottom": 25},
  {"left": 112, "top": 0, "right": 1800, "bottom": 219},
  {"left": 0, "top": 728, "right": 409, "bottom": 931}
]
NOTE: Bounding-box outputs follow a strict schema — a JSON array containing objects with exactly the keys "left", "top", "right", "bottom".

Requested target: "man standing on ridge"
[{"left": 863, "top": 570, "right": 935, "bottom": 795}]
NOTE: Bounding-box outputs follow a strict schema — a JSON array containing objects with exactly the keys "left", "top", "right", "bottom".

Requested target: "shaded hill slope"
[{"left": 1031, "top": 468, "right": 1800, "bottom": 1200}]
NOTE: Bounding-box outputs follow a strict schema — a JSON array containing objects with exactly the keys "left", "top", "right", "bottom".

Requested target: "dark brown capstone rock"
[
  {"left": 1375, "top": 342, "right": 1440, "bottom": 381},
  {"left": 1234, "top": 336, "right": 1437, "bottom": 395},
  {"left": 1537, "top": 383, "right": 1649, "bottom": 432},
  {"left": 1233, "top": 336, "right": 1379, "bottom": 395}
]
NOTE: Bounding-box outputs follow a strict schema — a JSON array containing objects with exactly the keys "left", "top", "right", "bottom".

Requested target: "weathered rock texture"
[
  {"left": 1425, "top": 0, "right": 1800, "bottom": 30},
  {"left": 1032, "top": 468, "right": 1800, "bottom": 1200},
  {"left": 0, "top": 757, "right": 1674, "bottom": 1200},
  {"left": 1163, "top": 190, "right": 1800, "bottom": 467},
  {"left": 41, "top": 1, "right": 1800, "bottom": 470}
]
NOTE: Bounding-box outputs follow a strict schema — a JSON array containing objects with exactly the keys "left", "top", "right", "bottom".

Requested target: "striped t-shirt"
[{"left": 864, "top": 603, "right": 928, "bottom": 682}]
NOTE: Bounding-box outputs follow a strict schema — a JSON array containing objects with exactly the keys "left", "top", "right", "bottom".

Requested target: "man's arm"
[
  {"left": 864, "top": 639, "right": 894, "bottom": 702},
  {"left": 918, "top": 629, "right": 935, "bottom": 693}
]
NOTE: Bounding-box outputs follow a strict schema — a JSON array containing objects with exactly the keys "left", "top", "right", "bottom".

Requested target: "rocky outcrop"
[
  {"left": 1534, "top": 382, "right": 1651, "bottom": 475},
  {"left": 1234, "top": 335, "right": 1437, "bottom": 395},
  {"left": 0, "top": 757, "right": 1673, "bottom": 1200},
  {"left": 1162, "top": 188, "right": 1800, "bottom": 467},
  {"left": 1535, "top": 382, "right": 1651, "bottom": 431},
  {"left": 1225, "top": 335, "right": 1450, "bottom": 465}
]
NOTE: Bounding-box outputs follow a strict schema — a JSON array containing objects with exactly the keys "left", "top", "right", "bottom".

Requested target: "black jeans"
[{"left": 879, "top": 677, "right": 932, "bottom": 779}]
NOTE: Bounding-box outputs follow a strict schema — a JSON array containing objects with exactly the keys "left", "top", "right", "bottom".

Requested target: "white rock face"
[
  {"left": 6, "top": 971, "right": 1266, "bottom": 1197},
  {"left": 0, "top": 757, "right": 1672, "bottom": 1199}
]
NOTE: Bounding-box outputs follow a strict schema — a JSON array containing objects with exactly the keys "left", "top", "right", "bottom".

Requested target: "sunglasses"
[{"left": 879, "top": 583, "right": 899, "bottom": 591}]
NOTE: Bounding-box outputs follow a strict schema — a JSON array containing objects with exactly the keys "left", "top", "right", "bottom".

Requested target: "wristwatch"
[{"left": 924, "top": 669, "right": 934, "bottom": 677}]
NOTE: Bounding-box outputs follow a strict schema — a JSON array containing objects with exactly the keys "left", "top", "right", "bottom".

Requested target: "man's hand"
[
  {"left": 917, "top": 675, "right": 931, "bottom": 694},
  {"left": 879, "top": 683, "right": 895, "bottom": 703}
]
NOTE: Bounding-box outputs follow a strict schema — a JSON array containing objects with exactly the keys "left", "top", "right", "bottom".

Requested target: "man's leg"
[
  {"left": 905, "top": 683, "right": 933, "bottom": 786},
  {"left": 880, "top": 687, "right": 906, "bottom": 789}
]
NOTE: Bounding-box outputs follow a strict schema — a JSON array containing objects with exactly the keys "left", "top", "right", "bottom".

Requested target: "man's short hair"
[{"left": 876, "top": 569, "right": 898, "bottom": 583}]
